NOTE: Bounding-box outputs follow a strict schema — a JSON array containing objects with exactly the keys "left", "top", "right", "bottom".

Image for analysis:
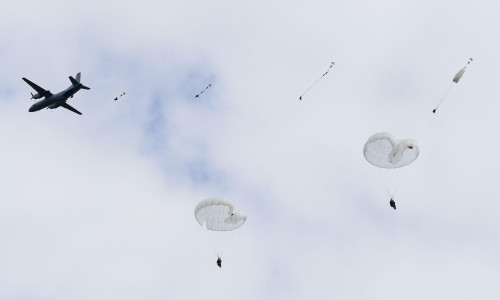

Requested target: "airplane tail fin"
[
  {"left": 69, "top": 72, "right": 90, "bottom": 89},
  {"left": 69, "top": 72, "right": 82, "bottom": 85},
  {"left": 69, "top": 76, "right": 79, "bottom": 85}
]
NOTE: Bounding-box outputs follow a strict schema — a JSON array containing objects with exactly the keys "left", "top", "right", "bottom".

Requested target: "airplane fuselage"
[{"left": 29, "top": 84, "right": 83, "bottom": 112}]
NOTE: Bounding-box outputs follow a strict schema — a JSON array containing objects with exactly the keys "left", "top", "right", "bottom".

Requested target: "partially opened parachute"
[
  {"left": 433, "top": 58, "right": 473, "bottom": 113},
  {"left": 363, "top": 132, "right": 419, "bottom": 169},
  {"left": 453, "top": 68, "right": 466, "bottom": 83},
  {"left": 195, "top": 198, "right": 247, "bottom": 231}
]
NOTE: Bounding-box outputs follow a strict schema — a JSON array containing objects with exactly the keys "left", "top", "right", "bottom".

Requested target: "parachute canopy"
[
  {"left": 363, "top": 132, "right": 419, "bottom": 169},
  {"left": 453, "top": 68, "right": 466, "bottom": 83},
  {"left": 194, "top": 198, "right": 247, "bottom": 231}
]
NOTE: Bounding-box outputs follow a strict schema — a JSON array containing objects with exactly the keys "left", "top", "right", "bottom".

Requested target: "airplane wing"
[
  {"left": 22, "top": 77, "right": 47, "bottom": 94},
  {"left": 60, "top": 103, "right": 82, "bottom": 115}
]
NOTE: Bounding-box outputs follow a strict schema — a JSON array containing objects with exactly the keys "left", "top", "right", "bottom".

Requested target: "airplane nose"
[{"left": 29, "top": 104, "right": 37, "bottom": 112}]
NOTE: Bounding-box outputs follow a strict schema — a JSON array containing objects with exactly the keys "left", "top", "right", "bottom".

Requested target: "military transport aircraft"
[{"left": 22, "top": 72, "right": 90, "bottom": 115}]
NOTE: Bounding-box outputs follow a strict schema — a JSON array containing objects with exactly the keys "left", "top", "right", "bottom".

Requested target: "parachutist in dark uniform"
[
  {"left": 217, "top": 257, "right": 222, "bottom": 268},
  {"left": 390, "top": 198, "right": 396, "bottom": 210},
  {"left": 114, "top": 97, "right": 118, "bottom": 101}
]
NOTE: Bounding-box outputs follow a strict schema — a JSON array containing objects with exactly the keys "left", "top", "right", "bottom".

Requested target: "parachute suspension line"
[
  {"left": 222, "top": 230, "right": 236, "bottom": 257},
  {"left": 299, "top": 61, "right": 335, "bottom": 100},
  {"left": 433, "top": 83, "right": 454, "bottom": 113},
  {"left": 464, "top": 57, "right": 473, "bottom": 69},
  {"left": 210, "top": 230, "right": 236, "bottom": 258},
  {"left": 384, "top": 169, "right": 400, "bottom": 199},
  {"left": 195, "top": 83, "right": 212, "bottom": 98},
  {"left": 385, "top": 184, "right": 399, "bottom": 199}
]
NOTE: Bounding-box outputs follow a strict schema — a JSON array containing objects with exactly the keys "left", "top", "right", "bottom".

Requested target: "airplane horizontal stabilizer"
[
  {"left": 60, "top": 103, "right": 82, "bottom": 115},
  {"left": 81, "top": 85, "right": 90, "bottom": 90}
]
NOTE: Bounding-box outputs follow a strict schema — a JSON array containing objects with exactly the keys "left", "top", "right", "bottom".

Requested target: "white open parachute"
[
  {"left": 364, "top": 133, "right": 420, "bottom": 203},
  {"left": 194, "top": 198, "right": 247, "bottom": 231},
  {"left": 363, "top": 132, "right": 419, "bottom": 169}
]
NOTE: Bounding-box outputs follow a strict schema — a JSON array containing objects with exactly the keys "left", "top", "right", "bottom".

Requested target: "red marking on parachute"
[{"left": 408, "top": 146, "right": 413, "bottom": 149}]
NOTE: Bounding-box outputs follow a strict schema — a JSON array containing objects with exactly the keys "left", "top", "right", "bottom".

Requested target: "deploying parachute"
[
  {"left": 195, "top": 83, "right": 212, "bottom": 98},
  {"left": 114, "top": 91, "right": 126, "bottom": 101},
  {"left": 299, "top": 61, "right": 335, "bottom": 101},
  {"left": 363, "top": 133, "right": 419, "bottom": 209},
  {"left": 433, "top": 58, "right": 473, "bottom": 113},
  {"left": 195, "top": 198, "right": 246, "bottom": 268}
]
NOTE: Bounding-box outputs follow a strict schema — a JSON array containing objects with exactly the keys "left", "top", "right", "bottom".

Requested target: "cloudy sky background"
[{"left": 0, "top": 0, "right": 499, "bottom": 299}]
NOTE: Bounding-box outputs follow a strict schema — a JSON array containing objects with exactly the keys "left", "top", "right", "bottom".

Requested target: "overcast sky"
[{"left": 0, "top": 0, "right": 499, "bottom": 299}]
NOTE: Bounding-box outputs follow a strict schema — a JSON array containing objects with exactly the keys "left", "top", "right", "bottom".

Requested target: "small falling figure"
[
  {"left": 299, "top": 61, "right": 335, "bottom": 101},
  {"left": 195, "top": 83, "right": 212, "bottom": 98},
  {"left": 390, "top": 198, "right": 396, "bottom": 210},
  {"left": 216, "top": 257, "right": 222, "bottom": 268},
  {"left": 114, "top": 91, "right": 126, "bottom": 101},
  {"left": 433, "top": 58, "right": 473, "bottom": 113}
]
